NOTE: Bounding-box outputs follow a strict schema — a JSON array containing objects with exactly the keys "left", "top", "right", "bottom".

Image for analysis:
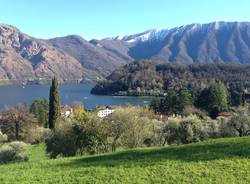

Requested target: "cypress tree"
[{"left": 48, "top": 77, "right": 61, "bottom": 129}]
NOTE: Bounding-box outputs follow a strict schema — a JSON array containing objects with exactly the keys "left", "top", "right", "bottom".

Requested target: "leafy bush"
[
  {"left": 179, "top": 116, "right": 208, "bottom": 143},
  {"left": 0, "top": 141, "right": 28, "bottom": 164},
  {"left": 0, "top": 131, "right": 8, "bottom": 144},
  {"left": 45, "top": 116, "right": 108, "bottom": 158},
  {"left": 104, "top": 106, "right": 156, "bottom": 151},
  {"left": 228, "top": 114, "right": 250, "bottom": 137},
  {"left": 45, "top": 121, "right": 78, "bottom": 158},
  {"left": 28, "top": 127, "right": 52, "bottom": 144},
  {"left": 162, "top": 115, "right": 208, "bottom": 144},
  {"left": 217, "top": 117, "right": 238, "bottom": 137},
  {"left": 71, "top": 105, "right": 89, "bottom": 122}
]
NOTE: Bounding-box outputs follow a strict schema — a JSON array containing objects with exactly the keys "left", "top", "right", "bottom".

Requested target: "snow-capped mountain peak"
[
  {"left": 109, "top": 21, "right": 248, "bottom": 44},
  {"left": 110, "top": 28, "right": 169, "bottom": 43}
]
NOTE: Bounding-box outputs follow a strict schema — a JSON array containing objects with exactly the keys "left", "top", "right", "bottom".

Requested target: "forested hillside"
[{"left": 91, "top": 61, "right": 250, "bottom": 95}]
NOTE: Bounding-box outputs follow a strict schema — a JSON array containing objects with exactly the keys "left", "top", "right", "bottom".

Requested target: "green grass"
[{"left": 1, "top": 137, "right": 250, "bottom": 184}]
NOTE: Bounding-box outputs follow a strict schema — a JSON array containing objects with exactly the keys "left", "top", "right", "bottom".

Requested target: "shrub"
[
  {"left": 182, "top": 106, "right": 207, "bottom": 119},
  {"left": 28, "top": 127, "right": 52, "bottom": 144},
  {"left": 45, "top": 116, "right": 108, "bottom": 158},
  {"left": 45, "top": 120, "right": 78, "bottom": 158},
  {"left": 0, "top": 141, "right": 28, "bottom": 164},
  {"left": 72, "top": 105, "right": 89, "bottom": 122},
  {"left": 179, "top": 116, "right": 208, "bottom": 143},
  {"left": 228, "top": 114, "right": 250, "bottom": 137},
  {"left": 161, "top": 118, "right": 182, "bottom": 144},
  {"left": 0, "top": 131, "right": 8, "bottom": 144},
  {"left": 162, "top": 115, "right": 208, "bottom": 144},
  {"left": 104, "top": 106, "right": 155, "bottom": 151},
  {"left": 217, "top": 117, "right": 238, "bottom": 137}
]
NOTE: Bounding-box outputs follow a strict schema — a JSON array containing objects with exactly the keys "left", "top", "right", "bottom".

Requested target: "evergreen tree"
[
  {"left": 150, "top": 89, "right": 193, "bottom": 115},
  {"left": 48, "top": 77, "right": 61, "bottom": 129},
  {"left": 197, "top": 82, "right": 229, "bottom": 113},
  {"left": 178, "top": 89, "right": 193, "bottom": 112},
  {"left": 229, "top": 83, "right": 245, "bottom": 106},
  {"left": 30, "top": 99, "right": 49, "bottom": 127}
]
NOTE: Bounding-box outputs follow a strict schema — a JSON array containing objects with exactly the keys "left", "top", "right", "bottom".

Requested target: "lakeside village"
[
  {"left": 61, "top": 103, "right": 232, "bottom": 120},
  {"left": 61, "top": 104, "right": 115, "bottom": 118},
  {"left": 62, "top": 87, "right": 250, "bottom": 119}
]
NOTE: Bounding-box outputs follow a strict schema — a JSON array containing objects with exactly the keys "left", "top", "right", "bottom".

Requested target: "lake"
[{"left": 0, "top": 83, "right": 154, "bottom": 110}]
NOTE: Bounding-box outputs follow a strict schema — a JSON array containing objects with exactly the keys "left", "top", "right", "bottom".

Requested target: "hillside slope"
[
  {"left": 1, "top": 137, "right": 250, "bottom": 183},
  {"left": 91, "top": 61, "right": 250, "bottom": 95}
]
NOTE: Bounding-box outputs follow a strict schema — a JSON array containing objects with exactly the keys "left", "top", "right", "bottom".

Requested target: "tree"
[
  {"left": 48, "top": 77, "right": 61, "bottom": 130},
  {"left": 150, "top": 89, "right": 193, "bottom": 115},
  {"left": 105, "top": 106, "right": 155, "bottom": 151},
  {"left": 178, "top": 89, "right": 193, "bottom": 112},
  {"left": 196, "top": 83, "right": 229, "bottom": 114},
  {"left": 150, "top": 98, "right": 163, "bottom": 114},
  {"left": 161, "top": 115, "right": 207, "bottom": 145},
  {"left": 30, "top": 99, "right": 49, "bottom": 127},
  {"left": 228, "top": 114, "right": 250, "bottom": 137},
  {"left": 0, "top": 105, "right": 38, "bottom": 141},
  {"left": 72, "top": 106, "right": 88, "bottom": 122},
  {"left": 46, "top": 115, "right": 108, "bottom": 158},
  {"left": 104, "top": 108, "right": 130, "bottom": 152},
  {"left": 229, "top": 83, "right": 245, "bottom": 106}
]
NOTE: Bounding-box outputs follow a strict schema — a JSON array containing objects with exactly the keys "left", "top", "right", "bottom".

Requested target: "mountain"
[
  {"left": 49, "top": 36, "right": 131, "bottom": 78},
  {"left": 103, "top": 21, "right": 250, "bottom": 64},
  {"left": 91, "top": 60, "right": 250, "bottom": 95},
  {"left": 0, "top": 24, "right": 91, "bottom": 84},
  {"left": 0, "top": 24, "right": 132, "bottom": 84},
  {"left": 1, "top": 21, "right": 250, "bottom": 84}
]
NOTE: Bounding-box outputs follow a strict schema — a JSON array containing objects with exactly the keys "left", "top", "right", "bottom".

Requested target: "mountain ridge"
[{"left": 1, "top": 21, "right": 250, "bottom": 84}]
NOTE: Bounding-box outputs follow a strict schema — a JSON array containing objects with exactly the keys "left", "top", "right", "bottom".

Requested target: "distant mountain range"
[{"left": 1, "top": 21, "right": 250, "bottom": 84}]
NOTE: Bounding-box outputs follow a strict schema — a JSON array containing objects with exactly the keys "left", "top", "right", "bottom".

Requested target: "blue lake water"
[{"left": 0, "top": 83, "right": 154, "bottom": 110}]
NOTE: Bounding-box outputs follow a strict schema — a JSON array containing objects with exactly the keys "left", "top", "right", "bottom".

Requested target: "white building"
[
  {"left": 61, "top": 105, "right": 73, "bottom": 117},
  {"left": 97, "top": 108, "right": 114, "bottom": 118}
]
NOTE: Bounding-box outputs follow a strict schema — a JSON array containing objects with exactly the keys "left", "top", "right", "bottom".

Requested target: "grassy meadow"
[{"left": 1, "top": 137, "right": 250, "bottom": 184}]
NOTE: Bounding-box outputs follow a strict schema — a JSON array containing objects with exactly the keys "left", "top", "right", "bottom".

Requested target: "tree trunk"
[
  {"left": 15, "top": 120, "right": 19, "bottom": 140},
  {"left": 239, "top": 127, "right": 244, "bottom": 137}
]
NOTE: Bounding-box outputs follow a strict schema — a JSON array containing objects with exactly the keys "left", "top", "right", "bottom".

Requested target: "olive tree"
[
  {"left": 161, "top": 115, "right": 208, "bottom": 145},
  {"left": 228, "top": 114, "right": 250, "bottom": 137},
  {"left": 105, "top": 106, "right": 155, "bottom": 151}
]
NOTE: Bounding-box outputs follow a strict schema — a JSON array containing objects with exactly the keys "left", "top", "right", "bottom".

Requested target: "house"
[
  {"left": 97, "top": 106, "right": 114, "bottom": 118},
  {"left": 218, "top": 112, "right": 231, "bottom": 117},
  {"left": 61, "top": 105, "right": 73, "bottom": 117}
]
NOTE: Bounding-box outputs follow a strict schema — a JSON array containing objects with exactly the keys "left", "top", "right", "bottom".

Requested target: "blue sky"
[{"left": 0, "top": 0, "right": 249, "bottom": 40}]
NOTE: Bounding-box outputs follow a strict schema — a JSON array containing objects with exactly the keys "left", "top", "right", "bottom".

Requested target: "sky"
[{"left": 0, "top": 0, "right": 249, "bottom": 40}]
